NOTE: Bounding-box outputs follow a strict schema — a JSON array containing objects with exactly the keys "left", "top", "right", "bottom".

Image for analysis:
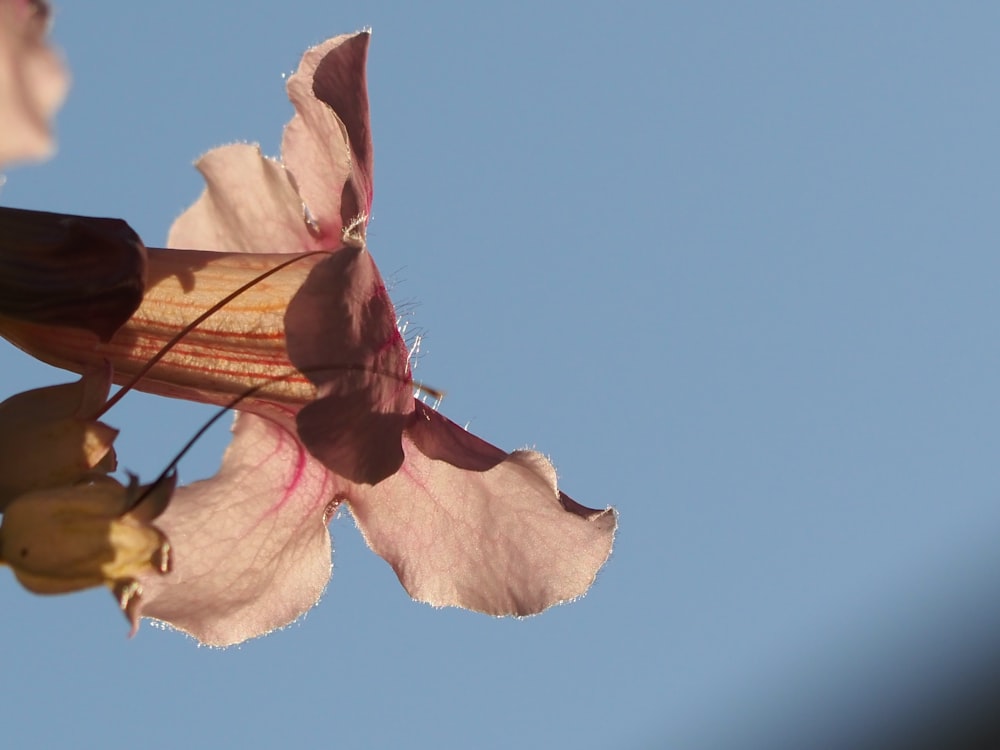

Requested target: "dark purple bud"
[{"left": 0, "top": 207, "right": 147, "bottom": 340}]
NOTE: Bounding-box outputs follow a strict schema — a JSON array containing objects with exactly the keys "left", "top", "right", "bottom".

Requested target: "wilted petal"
[
  {"left": 349, "top": 404, "right": 617, "bottom": 615},
  {"left": 0, "top": 0, "right": 68, "bottom": 166},
  {"left": 0, "top": 208, "right": 147, "bottom": 340},
  {"left": 140, "top": 412, "right": 336, "bottom": 646},
  {"left": 0, "top": 367, "right": 117, "bottom": 509},
  {"left": 283, "top": 32, "right": 374, "bottom": 235}
]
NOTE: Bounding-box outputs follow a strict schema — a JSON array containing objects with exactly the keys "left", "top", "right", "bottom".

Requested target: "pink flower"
[
  {"left": 3, "top": 32, "right": 616, "bottom": 645},
  {"left": 0, "top": 0, "right": 68, "bottom": 167}
]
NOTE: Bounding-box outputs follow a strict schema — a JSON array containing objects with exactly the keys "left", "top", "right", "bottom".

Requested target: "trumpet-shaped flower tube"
[{"left": 1, "top": 32, "right": 616, "bottom": 645}]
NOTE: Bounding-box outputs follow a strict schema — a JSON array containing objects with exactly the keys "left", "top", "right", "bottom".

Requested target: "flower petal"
[
  {"left": 0, "top": 0, "right": 68, "bottom": 166},
  {"left": 167, "top": 143, "right": 322, "bottom": 254},
  {"left": 169, "top": 32, "right": 374, "bottom": 255},
  {"left": 282, "top": 31, "right": 374, "bottom": 236},
  {"left": 348, "top": 404, "right": 617, "bottom": 615},
  {"left": 140, "top": 412, "right": 336, "bottom": 646},
  {"left": 286, "top": 245, "right": 413, "bottom": 484}
]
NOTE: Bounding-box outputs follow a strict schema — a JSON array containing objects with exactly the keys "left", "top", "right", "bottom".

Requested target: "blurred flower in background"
[{"left": 0, "top": 0, "right": 67, "bottom": 166}]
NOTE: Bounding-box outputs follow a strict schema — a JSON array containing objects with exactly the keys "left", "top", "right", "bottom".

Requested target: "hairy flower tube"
[{"left": 0, "top": 31, "right": 617, "bottom": 645}]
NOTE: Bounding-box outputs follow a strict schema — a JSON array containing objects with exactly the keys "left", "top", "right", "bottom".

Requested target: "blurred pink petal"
[
  {"left": 0, "top": 0, "right": 68, "bottom": 166},
  {"left": 141, "top": 413, "right": 335, "bottom": 646}
]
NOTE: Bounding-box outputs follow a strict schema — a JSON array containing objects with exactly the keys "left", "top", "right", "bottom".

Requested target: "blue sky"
[{"left": 4, "top": 2, "right": 1000, "bottom": 748}]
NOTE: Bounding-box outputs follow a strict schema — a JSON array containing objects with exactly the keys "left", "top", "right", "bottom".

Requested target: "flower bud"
[
  {"left": 0, "top": 207, "right": 147, "bottom": 341},
  {"left": 0, "top": 473, "right": 175, "bottom": 631},
  {"left": 0, "top": 370, "right": 117, "bottom": 510}
]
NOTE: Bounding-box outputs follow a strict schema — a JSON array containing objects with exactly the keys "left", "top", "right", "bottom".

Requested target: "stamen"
[
  {"left": 342, "top": 214, "right": 368, "bottom": 249},
  {"left": 407, "top": 333, "right": 422, "bottom": 367},
  {"left": 414, "top": 380, "right": 445, "bottom": 410},
  {"left": 323, "top": 495, "right": 347, "bottom": 524},
  {"left": 302, "top": 203, "right": 320, "bottom": 236}
]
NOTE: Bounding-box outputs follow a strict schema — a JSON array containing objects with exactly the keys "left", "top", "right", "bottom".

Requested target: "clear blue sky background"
[{"left": 4, "top": 3, "right": 1000, "bottom": 748}]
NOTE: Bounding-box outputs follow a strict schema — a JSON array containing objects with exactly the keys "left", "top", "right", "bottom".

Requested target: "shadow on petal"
[{"left": 287, "top": 246, "right": 413, "bottom": 484}]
